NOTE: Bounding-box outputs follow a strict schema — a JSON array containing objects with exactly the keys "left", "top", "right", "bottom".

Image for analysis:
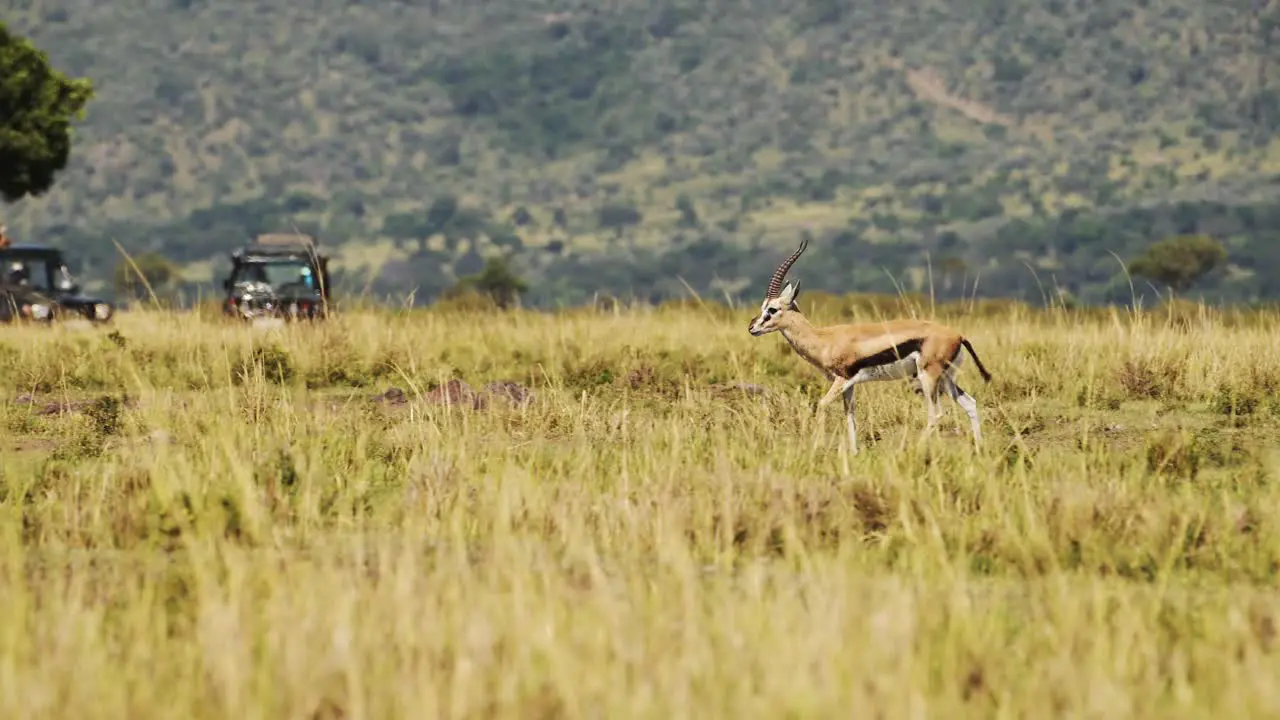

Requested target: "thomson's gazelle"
[{"left": 747, "top": 238, "right": 993, "bottom": 454}]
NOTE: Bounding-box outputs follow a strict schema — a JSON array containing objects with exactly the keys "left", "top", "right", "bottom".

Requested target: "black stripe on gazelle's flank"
[{"left": 843, "top": 338, "right": 923, "bottom": 378}]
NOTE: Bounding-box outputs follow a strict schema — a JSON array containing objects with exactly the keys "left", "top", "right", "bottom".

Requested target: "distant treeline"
[{"left": 56, "top": 191, "right": 1278, "bottom": 310}]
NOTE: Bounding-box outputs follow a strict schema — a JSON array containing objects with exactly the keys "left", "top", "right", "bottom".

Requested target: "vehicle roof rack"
[
  {"left": 255, "top": 232, "right": 317, "bottom": 247},
  {"left": 237, "top": 232, "right": 325, "bottom": 259}
]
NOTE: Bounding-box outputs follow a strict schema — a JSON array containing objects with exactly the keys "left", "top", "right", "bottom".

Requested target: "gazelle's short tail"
[{"left": 961, "top": 338, "right": 993, "bottom": 383}]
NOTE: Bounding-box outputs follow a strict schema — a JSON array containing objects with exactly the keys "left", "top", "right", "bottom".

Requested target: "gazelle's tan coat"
[{"left": 747, "top": 238, "right": 992, "bottom": 454}]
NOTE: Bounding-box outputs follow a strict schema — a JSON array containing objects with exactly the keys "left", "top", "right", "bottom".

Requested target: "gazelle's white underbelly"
[{"left": 849, "top": 352, "right": 920, "bottom": 384}]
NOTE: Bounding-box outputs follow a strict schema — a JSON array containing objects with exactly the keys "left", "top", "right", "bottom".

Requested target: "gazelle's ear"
[{"left": 780, "top": 280, "right": 800, "bottom": 306}]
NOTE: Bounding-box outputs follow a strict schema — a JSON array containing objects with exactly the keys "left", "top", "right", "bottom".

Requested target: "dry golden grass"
[{"left": 2, "top": 296, "right": 1280, "bottom": 718}]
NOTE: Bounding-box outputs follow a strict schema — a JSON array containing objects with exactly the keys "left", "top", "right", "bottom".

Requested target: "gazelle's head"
[{"left": 748, "top": 237, "right": 808, "bottom": 336}]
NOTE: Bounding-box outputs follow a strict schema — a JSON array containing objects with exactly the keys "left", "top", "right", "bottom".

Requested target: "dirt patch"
[
  {"left": 9, "top": 437, "right": 59, "bottom": 454},
  {"left": 371, "top": 387, "right": 410, "bottom": 405},
  {"left": 424, "top": 380, "right": 488, "bottom": 410},
  {"left": 886, "top": 59, "right": 1014, "bottom": 127},
  {"left": 371, "top": 380, "right": 534, "bottom": 411},
  {"left": 483, "top": 380, "right": 534, "bottom": 406},
  {"left": 708, "top": 382, "right": 774, "bottom": 399},
  {"left": 13, "top": 393, "right": 138, "bottom": 417}
]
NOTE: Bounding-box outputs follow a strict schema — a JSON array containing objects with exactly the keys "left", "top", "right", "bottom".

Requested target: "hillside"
[{"left": 4, "top": 0, "right": 1280, "bottom": 306}]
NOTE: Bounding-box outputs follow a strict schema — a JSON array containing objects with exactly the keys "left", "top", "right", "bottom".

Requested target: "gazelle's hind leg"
[
  {"left": 941, "top": 375, "right": 982, "bottom": 445},
  {"left": 916, "top": 366, "right": 943, "bottom": 434}
]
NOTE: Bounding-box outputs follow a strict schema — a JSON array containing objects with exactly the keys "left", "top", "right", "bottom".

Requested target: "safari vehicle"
[
  {"left": 221, "top": 233, "right": 331, "bottom": 325},
  {"left": 0, "top": 281, "right": 55, "bottom": 325},
  {"left": 0, "top": 239, "right": 115, "bottom": 325}
]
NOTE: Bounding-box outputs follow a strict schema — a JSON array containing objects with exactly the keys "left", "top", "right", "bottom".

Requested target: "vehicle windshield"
[
  {"left": 54, "top": 264, "right": 76, "bottom": 291},
  {"left": 232, "top": 259, "right": 318, "bottom": 292},
  {"left": 2, "top": 253, "right": 77, "bottom": 292}
]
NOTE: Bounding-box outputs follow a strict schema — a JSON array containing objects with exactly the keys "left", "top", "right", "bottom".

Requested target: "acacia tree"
[
  {"left": 113, "top": 252, "right": 179, "bottom": 302},
  {"left": 444, "top": 256, "right": 529, "bottom": 309},
  {"left": 0, "top": 23, "right": 95, "bottom": 203},
  {"left": 1128, "top": 235, "right": 1228, "bottom": 294}
]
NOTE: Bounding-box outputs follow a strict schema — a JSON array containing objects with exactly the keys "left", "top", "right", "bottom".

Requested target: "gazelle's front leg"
[{"left": 816, "top": 375, "right": 845, "bottom": 409}]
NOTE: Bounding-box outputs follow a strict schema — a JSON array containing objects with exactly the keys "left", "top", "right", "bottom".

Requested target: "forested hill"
[{"left": 4, "top": 1, "right": 1280, "bottom": 307}]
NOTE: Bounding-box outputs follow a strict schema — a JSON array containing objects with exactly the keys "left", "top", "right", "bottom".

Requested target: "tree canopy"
[
  {"left": 1128, "top": 235, "right": 1229, "bottom": 294},
  {"left": 444, "top": 256, "right": 530, "bottom": 309},
  {"left": 113, "top": 251, "right": 179, "bottom": 303},
  {"left": 0, "top": 22, "right": 95, "bottom": 203}
]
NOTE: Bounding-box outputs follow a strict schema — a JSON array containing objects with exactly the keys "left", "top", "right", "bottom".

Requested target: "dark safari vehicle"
[
  {"left": 221, "top": 233, "right": 331, "bottom": 324},
  {"left": 0, "top": 227, "right": 116, "bottom": 325}
]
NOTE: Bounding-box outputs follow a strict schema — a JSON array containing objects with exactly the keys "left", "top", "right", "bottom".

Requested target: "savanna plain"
[{"left": 2, "top": 295, "right": 1279, "bottom": 719}]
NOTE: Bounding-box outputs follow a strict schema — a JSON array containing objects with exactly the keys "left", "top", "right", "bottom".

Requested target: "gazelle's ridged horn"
[{"left": 765, "top": 236, "right": 809, "bottom": 298}]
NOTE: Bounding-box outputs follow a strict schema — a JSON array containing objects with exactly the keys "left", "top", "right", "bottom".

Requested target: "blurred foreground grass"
[{"left": 2, "top": 294, "right": 1280, "bottom": 718}]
